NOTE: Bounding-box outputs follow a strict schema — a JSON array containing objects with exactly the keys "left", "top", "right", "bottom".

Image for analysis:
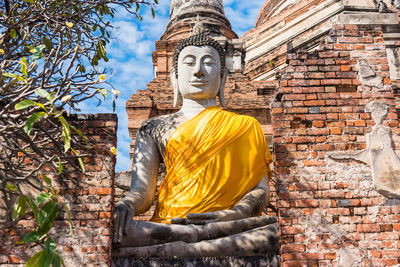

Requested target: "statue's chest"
[{"left": 145, "top": 114, "right": 186, "bottom": 160}]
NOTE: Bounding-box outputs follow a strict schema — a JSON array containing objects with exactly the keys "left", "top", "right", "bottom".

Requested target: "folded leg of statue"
[{"left": 113, "top": 216, "right": 278, "bottom": 258}]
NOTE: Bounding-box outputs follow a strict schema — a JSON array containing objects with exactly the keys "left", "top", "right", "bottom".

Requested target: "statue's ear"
[
  {"left": 218, "top": 69, "right": 227, "bottom": 107},
  {"left": 171, "top": 68, "right": 182, "bottom": 108}
]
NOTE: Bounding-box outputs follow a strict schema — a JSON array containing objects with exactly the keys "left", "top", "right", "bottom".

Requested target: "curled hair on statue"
[{"left": 172, "top": 31, "right": 226, "bottom": 79}]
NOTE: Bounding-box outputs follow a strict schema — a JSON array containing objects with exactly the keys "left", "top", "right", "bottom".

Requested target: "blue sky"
[{"left": 84, "top": 0, "right": 266, "bottom": 172}]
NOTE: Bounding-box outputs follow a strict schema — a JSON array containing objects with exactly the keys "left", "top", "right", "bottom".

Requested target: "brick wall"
[
  {"left": 273, "top": 24, "right": 400, "bottom": 266},
  {"left": 0, "top": 114, "right": 117, "bottom": 266}
]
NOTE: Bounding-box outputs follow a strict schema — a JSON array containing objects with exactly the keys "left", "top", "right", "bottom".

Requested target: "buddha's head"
[{"left": 171, "top": 28, "right": 227, "bottom": 107}]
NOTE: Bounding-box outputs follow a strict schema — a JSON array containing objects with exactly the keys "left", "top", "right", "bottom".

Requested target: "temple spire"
[{"left": 163, "top": 0, "right": 237, "bottom": 41}]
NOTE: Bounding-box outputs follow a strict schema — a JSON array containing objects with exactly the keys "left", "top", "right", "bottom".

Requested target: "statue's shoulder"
[
  {"left": 224, "top": 110, "right": 259, "bottom": 124},
  {"left": 138, "top": 112, "right": 184, "bottom": 137}
]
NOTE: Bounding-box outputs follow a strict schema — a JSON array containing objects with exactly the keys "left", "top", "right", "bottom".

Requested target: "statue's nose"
[{"left": 194, "top": 62, "right": 205, "bottom": 78}]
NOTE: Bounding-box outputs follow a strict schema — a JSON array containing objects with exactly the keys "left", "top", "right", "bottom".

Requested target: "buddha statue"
[{"left": 113, "top": 25, "right": 278, "bottom": 258}]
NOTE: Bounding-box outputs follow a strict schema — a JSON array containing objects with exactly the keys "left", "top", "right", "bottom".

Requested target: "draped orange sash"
[{"left": 150, "top": 106, "right": 272, "bottom": 223}]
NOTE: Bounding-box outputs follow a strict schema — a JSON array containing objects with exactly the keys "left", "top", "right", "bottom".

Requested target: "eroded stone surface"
[
  {"left": 170, "top": 0, "right": 224, "bottom": 20},
  {"left": 329, "top": 101, "right": 400, "bottom": 198},
  {"left": 357, "top": 59, "right": 383, "bottom": 88}
]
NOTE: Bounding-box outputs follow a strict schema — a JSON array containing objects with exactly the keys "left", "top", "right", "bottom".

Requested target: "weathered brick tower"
[{"left": 242, "top": 0, "right": 400, "bottom": 265}]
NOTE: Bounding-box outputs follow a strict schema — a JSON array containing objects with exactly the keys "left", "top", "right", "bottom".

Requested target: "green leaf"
[
  {"left": 27, "top": 197, "right": 39, "bottom": 221},
  {"left": 24, "top": 112, "right": 45, "bottom": 135},
  {"left": 23, "top": 231, "right": 42, "bottom": 243},
  {"left": 136, "top": 2, "right": 140, "bottom": 12},
  {"left": 15, "top": 99, "right": 35, "bottom": 110},
  {"left": 71, "top": 148, "right": 85, "bottom": 173},
  {"left": 5, "top": 184, "right": 17, "bottom": 191},
  {"left": 38, "top": 201, "right": 58, "bottom": 230},
  {"left": 42, "top": 36, "right": 52, "bottom": 50},
  {"left": 97, "top": 40, "right": 106, "bottom": 60},
  {"left": 52, "top": 253, "right": 62, "bottom": 267},
  {"left": 12, "top": 196, "right": 27, "bottom": 220},
  {"left": 20, "top": 57, "right": 28, "bottom": 77},
  {"left": 3, "top": 73, "right": 27, "bottom": 84},
  {"left": 35, "top": 89, "right": 51, "bottom": 101},
  {"left": 70, "top": 125, "right": 88, "bottom": 144},
  {"left": 58, "top": 115, "right": 71, "bottom": 153},
  {"left": 62, "top": 203, "right": 74, "bottom": 235},
  {"left": 10, "top": 29, "right": 17, "bottom": 39},
  {"left": 26, "top": 251, "right": 43, "bottom": 267},
  {"left": 45, "top": 237, "right": 56, "bottom": 256},
  {"left": 151, "top": 7, "right": 155, "bottom": 19},
  {"left": 137, "top": 14, "right": 142, "bottom": 21},
  {"left": 42, "top": 175, "right": 52, "bottom": 186},
  {"left": 23, "top": 0, "right": 35, "bottom": 3},
  {"left": 78, "top": 65, "right": 86, "bottom": 73},
  {"left": 38, "top": 250, "right": 51, "bottom": 267},
  {"left": 154, "top": 0, "right": 158, "bottom": 4},
  {"left": 35, "top": 192, "right": 52, "bottom": 206},
  {"left": 58, "top": 157, "right": 63, "bottom": 175},
  {"left": 33, "top": 102, "right": 47, "bottom": 112},
  {"left": 91, "top": 56, "right": 98, "bottom": 66},
  {"left": 3, "top": 73, "right": 18, "bottom": 78}
]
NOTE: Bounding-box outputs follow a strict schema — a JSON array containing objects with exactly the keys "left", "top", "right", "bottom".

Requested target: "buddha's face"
[{"left": 177, "top": 45, "right": 221, "bottom": 101}]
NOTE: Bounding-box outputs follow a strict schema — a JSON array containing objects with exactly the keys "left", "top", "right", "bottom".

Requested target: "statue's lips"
[{"left": 190, "top": 81, "right": 208, "bottom": 86}]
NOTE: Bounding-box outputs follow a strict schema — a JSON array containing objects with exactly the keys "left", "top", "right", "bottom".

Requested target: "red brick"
[
  {"left": 88, "top": 188, "right": 112, "bottom": 195},
  {"left": 330, "top": 127, "right": 342, "bottom": 135},
  {"left": 294, "top": 199, "right": 319, "bottom": 207},
  {"left": 293, "top": 137, "right": 315, "bottom": 143},
  {"left": 272, "top": 108, "right": 283, "bottom": 114},
  {"left": 357, "top": 224, "right": 381, "bottom": 233},
  {"left": 311, "top": 144, "right": 333, "bottom": 151},
  {"left": 281, "top": 226, "right": 304, "bottom": 234},
  {"left": 319, "top": 51, "right": 339, "bottom": 58},
  {"left": 313, "top": 121, "right": 325, "bottom": 128},
  {"left": 378, "top": 232, "right": 399, "bottom": 240},
  {"left": 9, "top": 255, "right": 21, "bottom": 264},
  {"left": 99, "top": 212, "right": 112, "bottom": 219},
  {"left": 327, "top": 113, "right": 338, "bottom": 120},
  {"left": 326, "top": 208, "right": 350, "bottom": 215},
  {"left": 285, "top": 94, "right": 307, "bottom": 100},
  {"left": 340, "top": 65, "right": 351, "bottom": 71},
  {"left": 282, "top": 244, "right": 306, "bottom": 253},
  {"left": 304, "top": 100, "right": 325, "bottom": 106},
  {"left": 282, "top": 261, "right": 308, "bottom": 267},
  {"left": 307, "top": 128, "right": 329, "bottom": 135},
  {"left": 303, "top": 160, "right": 325, "bottom": 166},
  {"left": 324, "top": 253, "right": 336, "bottom": 260},
  {"left": 287, "top": 108, "right": 309, "bottom": 114},
  {"left": 321, "top": 79, "right": 341, "bottom": 85}
]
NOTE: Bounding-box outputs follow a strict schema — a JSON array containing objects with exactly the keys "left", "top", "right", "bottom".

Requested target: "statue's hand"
[
  {"left": 113, "top": 198, "right": 134, "bottom": 243},
  {"left": 171, "top": 209, "right": 242, "bottom": 225}
]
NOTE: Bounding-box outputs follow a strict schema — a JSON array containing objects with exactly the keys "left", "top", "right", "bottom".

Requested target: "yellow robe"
[{"left": 151, "top": 106, "right": 272, "bottom": 223}]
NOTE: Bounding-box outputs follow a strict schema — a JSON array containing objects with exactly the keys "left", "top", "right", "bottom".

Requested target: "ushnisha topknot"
[{"left": 172, "top": 21, "right": 226, "bottom": 78}]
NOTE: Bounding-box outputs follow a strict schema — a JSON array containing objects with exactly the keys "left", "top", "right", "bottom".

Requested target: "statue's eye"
[
  {"left": 203, "top": 59, "right": 215, "bottom": 66},
  {"left": 183, "top": 58, "right": 195, "bottom": 66}
]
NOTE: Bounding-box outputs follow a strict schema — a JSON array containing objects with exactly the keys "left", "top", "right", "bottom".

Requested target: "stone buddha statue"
[{"left": 113, "top": 25, "right": 278, "bottom": 258}]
